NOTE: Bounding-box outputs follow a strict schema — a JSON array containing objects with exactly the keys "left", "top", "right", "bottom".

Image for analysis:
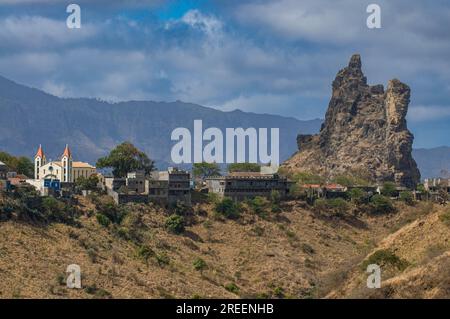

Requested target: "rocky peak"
[{"left": 283, "top": 54, "right": 420, "bottom": 188}]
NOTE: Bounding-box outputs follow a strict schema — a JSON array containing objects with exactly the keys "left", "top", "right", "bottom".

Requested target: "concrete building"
[
  {"left": 205, "top": 172, "right": 291, "bottom": 201},
  {"left": 104, "top": 167, "right": 191, "bottom": 205}
]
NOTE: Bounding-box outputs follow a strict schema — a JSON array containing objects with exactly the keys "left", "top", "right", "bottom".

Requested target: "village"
[{"left": 0, "top": 143, "right": 449, "bottom": 209}]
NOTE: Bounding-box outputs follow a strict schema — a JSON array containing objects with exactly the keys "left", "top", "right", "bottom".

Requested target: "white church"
[{"left": 28, "top": 144, "right": 96, "bottom": 194}]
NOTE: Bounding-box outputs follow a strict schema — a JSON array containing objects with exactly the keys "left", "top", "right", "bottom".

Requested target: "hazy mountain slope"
[
  {"left": 413, "top": 147, "right": 450, "bottom": 178},
  {"left": 0, "top": 75, "right": 321, "bottom": 167}
]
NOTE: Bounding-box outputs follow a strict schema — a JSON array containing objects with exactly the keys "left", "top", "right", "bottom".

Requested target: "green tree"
[
  {"left": 215, "top": 197, "right": 241, "bottom": 219},
  {"left": 0, "top": 151, "right": 34, "bottom": 177},
  {"left": 347, "top": 188, "right": 366, "bottom": 205},
  {"left": 96, "top": 142, "right": 154, "bottom": 178},
  {"left": 165, "top": 215, "right": 185, "bottom": 234},
  {"left": 399, "top": 191, "right": 414, "bottom": 205},
  {"left": 193, "top": 162, "right": 221, "bottom": 179},
  {"left": 227, "top": 163, "right": 260, "bottom": 173},
  {"left": 370, "top": 195, "right": 395, "bottom": 214},
  {"left": 381, "top": 182, "right": 397, "bottom": 197},
  {"left": 75, "top": 174, "right": 100, "bottom": 191}
]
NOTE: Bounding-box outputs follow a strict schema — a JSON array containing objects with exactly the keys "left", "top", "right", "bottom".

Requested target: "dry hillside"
[{"left": 0, "top": 192, "right": 448, "bottom": 299}]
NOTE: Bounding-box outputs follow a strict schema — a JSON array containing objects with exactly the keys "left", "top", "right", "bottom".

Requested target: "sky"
[{"left": 0, "top": 0, "right": 449, "bottom": 148}]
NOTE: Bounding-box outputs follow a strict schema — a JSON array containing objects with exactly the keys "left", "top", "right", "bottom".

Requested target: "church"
[{"left": 34, "top": 144, "right": 96, "bottom": 183}]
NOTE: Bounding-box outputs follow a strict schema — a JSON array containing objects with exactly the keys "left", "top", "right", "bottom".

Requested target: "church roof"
[
  {"left": 35, "top": 144, "right": 45, "bottom": 158},
  {"left": 62, "top": 144, "right": 72, "bottom": 158}
]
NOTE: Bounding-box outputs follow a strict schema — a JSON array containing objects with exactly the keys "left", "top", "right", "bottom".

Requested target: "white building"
[{"left": 28, "top": 145, "right": 96, "bottom": 194}]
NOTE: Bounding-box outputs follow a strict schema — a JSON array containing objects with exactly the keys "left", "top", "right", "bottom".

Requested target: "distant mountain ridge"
[
  {"left": 412, "top": 146, "right": 450, "bottom": 179},
  {"left": 0, "top": 75, "right": 321, "bottom": 168}
]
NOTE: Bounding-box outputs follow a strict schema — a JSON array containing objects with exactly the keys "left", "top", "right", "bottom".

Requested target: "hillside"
[
  {"left": 0, "top": 190, "right": 447, "bottom": 299},
  {"left": 0, "top": 75, "right": 321, "bottom": 168}
]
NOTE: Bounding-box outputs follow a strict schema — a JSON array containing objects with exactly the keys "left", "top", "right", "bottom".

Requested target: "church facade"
[{"left": 34, "top": 144, "right": 96, "bottom": 183}]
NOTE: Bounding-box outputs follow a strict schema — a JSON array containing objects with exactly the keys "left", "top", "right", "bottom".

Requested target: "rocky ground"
[{"left": 0, "top": 193, "right": 448, "bottom": 299}]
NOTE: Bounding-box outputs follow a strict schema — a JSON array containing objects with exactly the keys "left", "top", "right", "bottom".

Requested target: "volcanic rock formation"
[{"left": 282, "top": 54, "right": 420, "bottom": 188}]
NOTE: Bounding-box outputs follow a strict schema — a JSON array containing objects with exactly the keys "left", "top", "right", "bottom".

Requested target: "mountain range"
[{"left": 0, "top": 75, "right": 448, "bottom": 178}]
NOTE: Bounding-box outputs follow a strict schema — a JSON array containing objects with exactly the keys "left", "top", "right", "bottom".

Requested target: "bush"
[
  {"left": 313, "top": 198, "right": 349, "bottom": 216},
  {"left": 193, "top": 257, "right": 207, "bottom": 271},
  {"left": 369, "top": 195, "right": 395, "bottom": 214},
  {"left": 224, "top": 283, "right": 240, "bottom": 294},
  {"left": 362, "top": 249, "right": 409, "bottom": 271},
  {"left": 381, "top": 182, "right": 397, "bottom": 197},
  {"left": 136, "top": 245, "right": 155, "bottom": 261},
  {"left": 249, "top": 196, "right": 270, "bottom": 218},
  {"left": 347, "top": 188, "right": 366, "bottom": 205},
  {"left": 96, "top": 213, "right": 110, "bottom": 227},
  {"left": 165, "top": 215, "right": 185, "bottom": 234},
  {"left": 399, "top": 191, "right": 414, "bottom": 205},
  {"left": 215, "top": 197, "right": 241, "bottom": 219}
]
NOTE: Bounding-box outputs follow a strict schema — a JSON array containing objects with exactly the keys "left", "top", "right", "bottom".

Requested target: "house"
[
  {"left": 27, "top": 144, "right": 96, "bottom": 196},
  {"left": 103, "top": 167, "right": 191, "bottom": 205},
  {"left": 205, "top": 172, "right": 291, "bottom": 201},
  {"left": 150, "top": 167, "right": 191, "bottom": 205}
]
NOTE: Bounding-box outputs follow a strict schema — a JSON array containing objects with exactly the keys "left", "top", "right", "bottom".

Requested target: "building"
[
  {"left": 103, "top": 167, "right": 191, "bottom": 205},
  {"left": 0, "top": 161, "right": 8, "bottom": 180},
  {"left": 32, "top": 144, "right": 96, "bottom": 183},
  {"left": 151, "top": 167, "right": 191, "bottom": 205},
  {"left": 205, "top": 172, "right": 291, "bottom": 201},
  {"left": 28, "top": 144, "right": 96, "bottom": 196}
]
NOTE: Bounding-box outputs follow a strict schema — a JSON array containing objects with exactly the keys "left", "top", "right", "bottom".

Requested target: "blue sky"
[{"left": 0, "top": 0, "right": 449, "bottom": 148}]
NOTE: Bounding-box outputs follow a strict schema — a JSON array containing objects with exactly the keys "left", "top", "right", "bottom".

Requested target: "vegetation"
[
  {"left": 438, "top": 209, "right": 450, "bottom": 227},
  {"left": 369, "top": 195, "right": 395, "bottom": 214},
  {"left": 193, "top": 162, "right": 221, "bottom": 179},
  {"left": 96, "top": 213, "right": 110, "bottom": 227},
  {"left": 347, "top": 188, "right": 367, "bottom": 205},
  {"left": 313, "top": 198, "right": 350, "bottom": 216},
  {"left": 291, "top": 172, "right": 325, "bottom": 185},
  {"left": 224, "top": 282, "right": 240, "bottom": 294},
  {"left": 214, "top": 197, "right": 241, "bottom": 219},
  {"left": 399, "top": 191, "right": 414, "bottom": 205},
  {"left": 362, "top": 249, "right": 409, "bottom": 271},
  {"left": 75, "top": 174, "right": 100, "bottom": 191},
  {"left": 248, "top": 196, "right": 270, "bottom": 218},
  {"left": 96, "top": 142, "right": 155, "bottom": 178},
  {"left": 193, "top": 257, "right": 207, "bottom": 271},
  {"left": 333, "top": 174, "right": 370, "bottom": 187},
  {"left": 227, "top": 163, "right": 260, "bottom": 173},
  {"left": 381, "top": 182, "right": 397, "bottom": 197},
  {"left": 0, "top": 151, "right": 34, "bottom": 177},
  {"left": 165, "top": 215, "right": 185, "bottom": 234}
]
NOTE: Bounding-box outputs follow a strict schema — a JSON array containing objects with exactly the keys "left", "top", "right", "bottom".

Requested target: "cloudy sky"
[{"left": 0, "top": 0, "right": 449, "bottom": 148}]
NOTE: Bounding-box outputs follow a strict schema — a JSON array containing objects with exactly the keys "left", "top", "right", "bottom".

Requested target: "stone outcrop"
[{"left": 282, "top": 54, "right": 420, "bottom": 188}]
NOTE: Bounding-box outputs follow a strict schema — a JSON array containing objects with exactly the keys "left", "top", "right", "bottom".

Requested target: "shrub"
[
  {"left": 224, "top": 283, "right": 240, "bottom": 294},
  {"left": 215, "top": 197, "right": 241, "bottom": 219},
  {"left": 136, "top": 245, "right": 155, "bottom": 261},
  {"left": 362, "top": 249, "right": 409, "bottom": 271},
  {"left": 369, "top": 195, "right": 395, "bottom": 214},
  {"left": 381, "top": 182, "right": 397, "bottom": 197},
  {"left": 399, "top": 191, "right": 414, "bottom": 205},
  {"left": 155, "top": 252, "right": 170, "bottom": 266},
  {"left": 193, "top": 257, "right": 207, "bottom": 271},
  {"left": 249, "top": 196, "right": 270, "bottom": 218},
  {"left": 313, "top": 198, "right": 349, "bottom": 216},
  {"left": 347, "top": 188, "right": 366, "bottom": 205},
  {"left": 96, "top": 213, "right": 110, "bottom": 227},
  {"left": 165, "top": 215, "right": 185, "bottom": 234}
]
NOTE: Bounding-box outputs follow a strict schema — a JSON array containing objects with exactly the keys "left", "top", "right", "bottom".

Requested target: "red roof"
[
  {"left": 325, "top": 183, "right": 346, "bottom": 190},
  {"left": 62, "top": 144, "right": 72, "bottom": 158},
  {"left": 35, "top": 144, "right": 44, "bottom": 158}
]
